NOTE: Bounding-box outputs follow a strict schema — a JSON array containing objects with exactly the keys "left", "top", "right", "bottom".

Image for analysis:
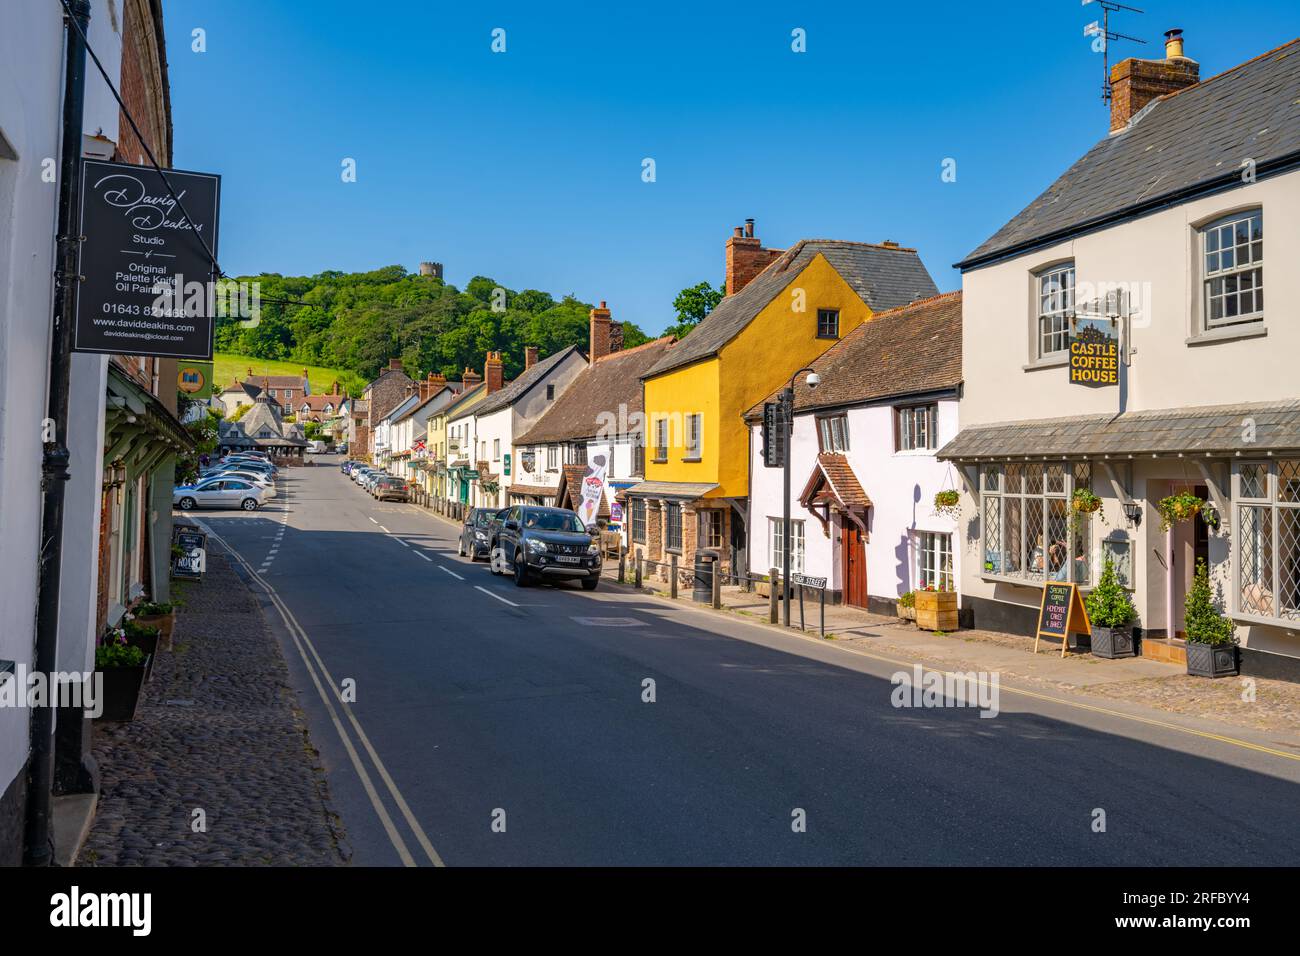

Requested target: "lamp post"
[{"left": 781, "top": 367, "right": 821, "bottom": 626}]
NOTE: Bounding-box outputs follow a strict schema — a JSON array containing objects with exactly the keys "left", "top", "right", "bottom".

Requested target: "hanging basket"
[
  {"left": 933, "top": 489, "right": 961, "bottom": 520},
  {"left": 1158, "top": 492, "right": 1203, "bottom": 532},
  {"left": 1071, "top": 488, "right": 1103, "bottom": 515}
]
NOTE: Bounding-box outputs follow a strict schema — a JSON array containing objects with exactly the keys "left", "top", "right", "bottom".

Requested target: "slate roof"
[
  {"left": 516, "top": 337, "right": 676, "bottom": 445},
  {"left": 744, "top": 291, "right": 963, "bottom": 420},
  {"left": 801, "top": 453, "right": 872, "bottom": 511},
  {"left": 937, "top": 400, "right": 1300, "bottom": 459},
  {"left": 470, "top": 345, "right": 583, "bottom": 418},
  {"left": 624, "top": 480, "right": 719, "bottom": 500},
  {"left": 506, "top": 483, "right": 557, "bottom": 499},
  {"left": 219, "top": 397, "right": 307, "bottom": 448},
  {"left": 439, "top": 382, "right": 487, "bottom": 420},
  {"left": 959, "top": 40, "right": 1300, "bottom": 269},
  {"left": 645, "top": 240, "right": 939, "bottom": 378}
]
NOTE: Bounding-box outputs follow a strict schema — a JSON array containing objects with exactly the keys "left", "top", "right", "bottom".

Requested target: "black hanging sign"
[{"left": 73, "top": 159, "right": 221, "bottom": 359}]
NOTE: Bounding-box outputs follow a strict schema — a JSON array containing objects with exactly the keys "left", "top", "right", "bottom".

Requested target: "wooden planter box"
[
  {"left": 1186, "top": 642, "right": 1238, "bottom": 678},
  {"left": 915, "top": 590, "right": 958, "bottom": 631},
  {"left": 136, "top": 611, "right": 176, "bottom": 650}
]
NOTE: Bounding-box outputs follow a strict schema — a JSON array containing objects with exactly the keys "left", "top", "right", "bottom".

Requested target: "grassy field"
[{"left": 214, "top": 353, "right": 366, "bottom": 397}]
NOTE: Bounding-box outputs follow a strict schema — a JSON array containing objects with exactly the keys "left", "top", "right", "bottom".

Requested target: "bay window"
[
  {"left": 980, "top": 461, "right": 1092, "bottom": 585},
  {"left": 1236, "top": 459, "right": 1300, "bottom": 622}
]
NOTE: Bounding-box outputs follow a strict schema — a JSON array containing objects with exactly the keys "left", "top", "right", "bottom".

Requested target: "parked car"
[
  {"left": 489, "top": 505, "right": 602, "bottom": 590},
  {"left": 341, "top": 460, "right": 354, "bottom": 474},
  {"left": 173, "top": 477, "right": 266, "bottom": 511},
  {"left": 203, "top": 469, "right": 277, "bottom": 498},
  {"left": 372, "top": 476, "right": 409, "bottom": 502},
  {"left": 457, "top": 507, "right": 495, "bottom": 560}
]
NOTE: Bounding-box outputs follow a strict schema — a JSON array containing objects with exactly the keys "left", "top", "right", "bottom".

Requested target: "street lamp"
[{"left": 781, "top": 367, "right": 820, "bottom": 626}]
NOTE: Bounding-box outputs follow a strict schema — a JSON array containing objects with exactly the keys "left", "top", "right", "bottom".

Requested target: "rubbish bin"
[{"left": 693, "top": 550, "right": 718, "bottom": 602}]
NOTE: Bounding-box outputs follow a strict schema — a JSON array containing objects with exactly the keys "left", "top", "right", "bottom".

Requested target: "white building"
[
  {"left": 940, "top": 33, "right": 1300, "bottom": 678},
  {"left": 745, "top": 293, "right": 963, "bottom": 610},
  {"left": 448, "top": 347, "right": 586, "bottom": 510}
]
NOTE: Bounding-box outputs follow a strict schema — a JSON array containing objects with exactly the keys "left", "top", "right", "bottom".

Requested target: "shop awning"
[
  {"left": 937, "top": 400, "right": 1300, "bottom": 460},
  {"left": 624, "top": 480, "right": 718, "bottom": 501}
]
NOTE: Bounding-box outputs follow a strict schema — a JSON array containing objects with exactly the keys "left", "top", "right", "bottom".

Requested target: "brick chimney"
[
  {"left": 525, "top": 346, "right": 540, "bottom": 370},
  {"left": 388, "top": 358, "right": 403, "bottom": 371},
  {"left": 1109, "top": 29, "right": 1199, "bottom": 133},
  {"left": 484, "top": 352, "right": 505, "bottom": 394},
  {"left": 462, "top": 366, "right": 482, "bottom": 390},
  {"left": 427, "top": 372, "right": 446, "bottom": 392},
  {"left": 590, "top": 301, "right": 613, "bottom": 360},
  {"left": 725, "top": 219, "right": 784, "bottom": 296}
]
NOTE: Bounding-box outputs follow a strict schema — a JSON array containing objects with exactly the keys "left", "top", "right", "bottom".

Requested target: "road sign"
[
  {"left": 792, "top": 573, "right": 827, "bottom": 589},
  {"left": 74, "top": 159, "right": 221, "bottom": 359}
]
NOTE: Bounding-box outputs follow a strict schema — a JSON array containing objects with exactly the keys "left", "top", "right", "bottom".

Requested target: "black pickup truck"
[{"left": 489, "top": 505, "right": 602, "bottom": 590}]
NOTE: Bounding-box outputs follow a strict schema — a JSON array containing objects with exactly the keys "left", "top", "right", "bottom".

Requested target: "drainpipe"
[{"left": 26, "top": 0, "right": 91, "bottom": 866}]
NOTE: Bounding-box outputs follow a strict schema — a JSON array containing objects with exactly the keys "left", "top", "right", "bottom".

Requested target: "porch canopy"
[
  {"left": 937, "top": 400, "right": 1300, "bottom": 461},
  {"left": 799, "top": 453, "right": 871, "bottom": 534},
  {"left": 624, "top": 480, "right": 719, "bottom": 502}
]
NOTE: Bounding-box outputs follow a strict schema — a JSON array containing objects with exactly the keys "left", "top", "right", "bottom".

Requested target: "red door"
[{"left": 842, "top": 521, "right": 868, "bottom": 608}]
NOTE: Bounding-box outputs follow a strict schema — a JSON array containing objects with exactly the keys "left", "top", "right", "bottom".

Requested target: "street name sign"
[{"left": 74, "top": 159, "right": 221, "bottom": 359}]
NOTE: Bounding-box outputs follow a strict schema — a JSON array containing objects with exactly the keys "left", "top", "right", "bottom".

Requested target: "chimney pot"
[
  {"left": 1165, "top": 28, "right": 1185, "bottom": 59},
  {"left": 1109, "top": 33, "right": 1199, "bottom": 132},
  {"left": 725, "top": 221, "right": 784, "bottom": 296},
  {"left": 744, "top": 218, "right": 755, "bottom": 238}
]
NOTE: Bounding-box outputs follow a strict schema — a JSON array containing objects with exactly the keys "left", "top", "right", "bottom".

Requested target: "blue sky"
[{"left": 163, "top": 0, "right": 1299, "bottom": 335}]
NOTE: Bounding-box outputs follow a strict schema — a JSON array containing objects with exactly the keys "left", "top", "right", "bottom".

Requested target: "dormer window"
[
  {"left": 1203, "top": 210, "right": 1263, "bottom": 329},
  {"left": 1036, "top": 263, "right": 1075, "bottom": 358}
]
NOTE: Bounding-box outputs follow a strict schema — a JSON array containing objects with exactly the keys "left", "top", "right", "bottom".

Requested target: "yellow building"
[
  {"left": 426, "top": 378, "right": 487, "bottom": 506},
  {"left": 628, "top": 222, "right": 938, "bottom": 578}
]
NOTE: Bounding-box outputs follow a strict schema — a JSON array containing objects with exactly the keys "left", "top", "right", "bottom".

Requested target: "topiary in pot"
[
  {"left": 1183, "top": 558, "right": 1238, "bottom": 677},
  {"left": 1083, "top": 556, "right": 1136, "bottom": 658}
]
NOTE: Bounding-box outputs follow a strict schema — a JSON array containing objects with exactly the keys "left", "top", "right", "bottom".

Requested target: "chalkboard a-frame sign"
[{"left": 1033, "top": 582, "right": 1091, "bottom": 657}]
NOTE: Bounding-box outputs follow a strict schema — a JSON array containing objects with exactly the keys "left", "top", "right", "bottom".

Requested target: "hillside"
[
  {"left": 213, "top": 353, "right": 367, "bottom": 399},
  {"left": 213, "top": 265, "right": 651, "bottom": 391}
]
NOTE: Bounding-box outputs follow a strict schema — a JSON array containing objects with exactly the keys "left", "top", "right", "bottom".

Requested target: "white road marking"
[
  {"left": 416, "top": 551, "right": 432, "bottom": 561},
  {"left": 475, "top": 585, "right": 520, "bottom": 607},
  {"left": 378, "top": 525, "right": 390, "bottom": 533},
  {"left": 438, "top": 566, "right": 465, "bottom": 581},
  {"left": 368, "top": 516, "right": 378, "bottom": 524}
]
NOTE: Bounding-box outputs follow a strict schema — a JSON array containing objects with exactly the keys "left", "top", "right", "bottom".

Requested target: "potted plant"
[
  {"left": 121, "top": 617, "right": 161, "bottom": 681},
  {"left": 1158, "top": 491, "right": 1203, "bottom": 532},
  {"left": 915, "top": 583, "right": 958, "bottom": 632},
  {"left": 95, "top": 628, "right": 150, "bottom": 721},
  {"left": 1083, "top": 556, "right": 1136, "bottom": 658},
  {"left": 1183, "top": 558, "right": 1238, "bottom": 678},
  {"left": 133, "top": 599, "right": 176, "bottom": 650},
  {"left": 933, "top": 489, "right": 961, "bottom": 520},
  {"left": 897, "top": 591, "right": 916, "bottom": 621}
]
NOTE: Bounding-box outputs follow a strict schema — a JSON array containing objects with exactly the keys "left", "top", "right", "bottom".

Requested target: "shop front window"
[
  {"left": 980, "top": 461, "right": 1092, "bottom": 585},
  {"left": 1236, "top": 460, "right": 1300, "bottom": 622}
]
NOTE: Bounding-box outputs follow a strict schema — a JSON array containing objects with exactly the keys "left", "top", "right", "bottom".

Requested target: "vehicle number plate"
[{"left": 556, "top": 555, "right": 581, "bottom": 564}]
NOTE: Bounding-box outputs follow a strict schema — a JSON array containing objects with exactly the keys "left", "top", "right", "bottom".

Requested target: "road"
[{"left": 189, "top": 457, "right": 1300, "bottom": 866}]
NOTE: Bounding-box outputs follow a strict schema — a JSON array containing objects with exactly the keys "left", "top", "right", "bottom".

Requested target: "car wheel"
[
  {"left": 178, "top": 496, "right": 196, "bottom": 510},
  {"left": 581, "top": 577, "right": 599, "bottom": 591},
  {"left": 457, "top": 538, "right": 465, "bottom": 557},
  {"left": 513, "top": 552, "right": 531, "bottom": 587},
  {"left": 241, "top": 498, "right": 259, "bottom": 511}
]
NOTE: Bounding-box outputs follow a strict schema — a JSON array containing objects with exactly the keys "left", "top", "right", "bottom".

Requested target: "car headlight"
[
  {"left": 586, "top": 543, "right": 600, "bottom": 555},
  {"left": 526, "top": 539, "right": 548, "bottom": 555},
  {"left": 474, "top": 531, "right": 488, "bottom": 541}
]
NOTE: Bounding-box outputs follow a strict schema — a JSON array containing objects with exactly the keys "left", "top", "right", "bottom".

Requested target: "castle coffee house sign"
[
  {"left": 73, "top": 159, "right": 221, "bottom": 359},
  {"left": 1068, "top": 317, "right": 1119, "bottom": 388}
]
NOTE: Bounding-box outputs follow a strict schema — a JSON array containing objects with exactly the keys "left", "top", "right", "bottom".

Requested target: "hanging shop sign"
[
  {"left": 1069, "top": 318, "right": 1119, "bottom": 388},
  {"left": 74, "top": 159, "right": 221, "bottom": 359},
  {"left": 1033, "top": 582, "right": 1091, "bottom": 657}
]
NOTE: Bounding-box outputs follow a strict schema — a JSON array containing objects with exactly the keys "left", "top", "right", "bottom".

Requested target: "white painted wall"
[{"left": 748, "top": 400, "right": 960, "bottom": 601}]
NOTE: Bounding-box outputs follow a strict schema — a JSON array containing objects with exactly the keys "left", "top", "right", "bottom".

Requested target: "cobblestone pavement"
[{"left": 79, "top": 547, "right": 349, "bottom": 866}]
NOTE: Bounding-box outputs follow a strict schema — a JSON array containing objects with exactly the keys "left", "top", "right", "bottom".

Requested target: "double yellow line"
[{"left": 204, "top": 525, "right": 445, "bottom": 866}]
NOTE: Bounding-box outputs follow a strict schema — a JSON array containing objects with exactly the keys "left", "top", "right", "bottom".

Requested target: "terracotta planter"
[
  {"left": 96, "top": 659, "right": 150, "bottom": 721},
  {"left": 915, "top": 590, "right": 958, "bottom": 632},
  {"left": 136, "top": 611, "right": 176, "bottom": 650}
]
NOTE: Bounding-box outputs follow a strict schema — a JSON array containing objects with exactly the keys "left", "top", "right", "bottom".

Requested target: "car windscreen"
[
  {"left": 524, "top": 511, "right": 585, "bottom": 533},
  {"left": 471, "top": 510, "right": 493, "bottom": 527}
]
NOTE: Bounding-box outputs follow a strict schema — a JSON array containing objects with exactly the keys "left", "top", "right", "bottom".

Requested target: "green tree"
[{"left": 667, "top": 281, "right": 724, "bottom": 339}]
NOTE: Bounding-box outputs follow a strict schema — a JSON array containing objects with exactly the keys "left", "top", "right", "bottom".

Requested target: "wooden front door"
[{"left": 841, "top": 520, "right": 868, "bottom": 608}]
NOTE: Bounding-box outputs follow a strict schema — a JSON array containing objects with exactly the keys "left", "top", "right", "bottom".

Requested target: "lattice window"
[
  {"left": 1235, "top": 461, "right": 1300, "bottom": 622},
  {"left": 980, "top": 459, "right": 1092, "bottom": 585}
]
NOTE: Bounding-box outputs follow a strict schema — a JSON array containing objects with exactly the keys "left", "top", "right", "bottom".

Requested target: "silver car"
[
  {"left": 174, "top": 477, "right": 267, "bottom": 511},
  {"left": 203, "top": 469, "right": 278, "bottom": 498}
]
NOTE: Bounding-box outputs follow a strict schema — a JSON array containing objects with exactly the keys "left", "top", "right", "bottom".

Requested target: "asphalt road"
[{"left": 190, "top": 456, "right": 1300, "bottom": 866}]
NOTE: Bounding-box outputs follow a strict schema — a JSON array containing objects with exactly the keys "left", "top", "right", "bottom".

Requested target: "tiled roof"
[
  {"left": 516, "top": 337, "right": 676, "bottom": 445},
  {"left": 937, "top": 400, "right": 1300, "bottom": 459},
  {"left": 744, "top": 291, "right": 963, "bottom": 420},
  {"left": 472, "top": 346, "right": 583, "bottom": 418},
  {"left": 959, "top": 40, "right": 1300, "bottom": 269},
  {"left": 301, "top": 393, "right": 344, "bottom": 411},
  {"left": 645, "top": 240, "right": 939, "bottom": 378},
  {"left": 801, "top": 453, "right": 872, "bottom": 510},
  {"left": 556, "top": 464, "right": 611, "bottom": 517}
]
